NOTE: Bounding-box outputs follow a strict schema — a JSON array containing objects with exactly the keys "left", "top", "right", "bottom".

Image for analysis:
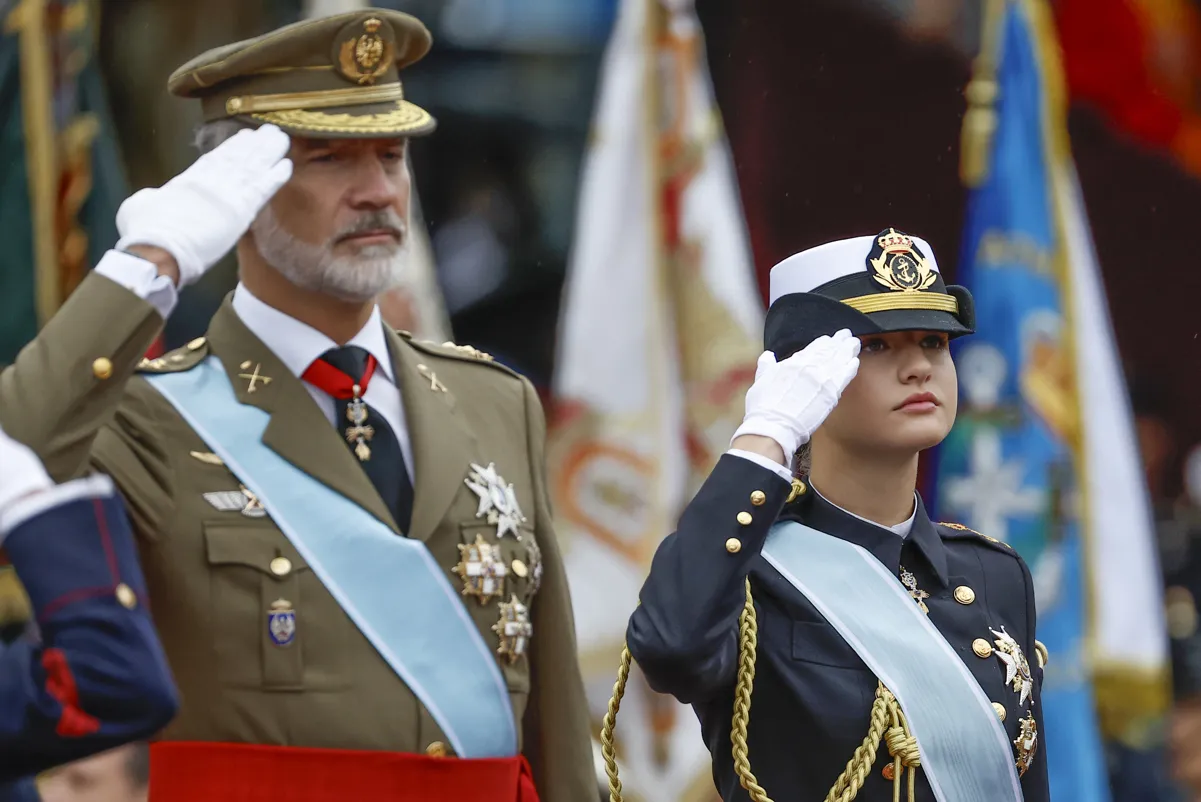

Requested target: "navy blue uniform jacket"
[
  {"left": 0, "top": 485, "right": 178, "bottom": 782},
  {"left": 627, "top": 455, "right": 1050, "bottom": 801}
]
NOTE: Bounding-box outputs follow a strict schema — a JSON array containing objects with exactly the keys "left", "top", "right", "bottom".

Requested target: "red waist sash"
[{"left": 149, "top": 741, "right": 540, "bottom": 802}]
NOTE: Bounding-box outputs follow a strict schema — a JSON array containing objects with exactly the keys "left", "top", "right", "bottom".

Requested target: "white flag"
[
  {"left": 549, "top": 0, "right": 762, "bottom": 798},
  {"left": 1058, "top": 163, "right": 1168, "bottom": 730}
]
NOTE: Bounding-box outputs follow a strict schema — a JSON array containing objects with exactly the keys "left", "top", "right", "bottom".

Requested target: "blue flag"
[{"left": 932, "top": 1, "right": 1112, "bottom": 799}]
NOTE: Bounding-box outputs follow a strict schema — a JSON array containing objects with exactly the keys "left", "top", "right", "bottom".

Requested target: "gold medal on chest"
[{"left": 453, "top": 535, "right": 508, "bottom": 605}]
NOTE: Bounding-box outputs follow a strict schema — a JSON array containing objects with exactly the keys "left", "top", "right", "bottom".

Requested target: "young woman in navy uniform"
[{"left": 605, "top": 230, "right": 1049, "bottom": 802}]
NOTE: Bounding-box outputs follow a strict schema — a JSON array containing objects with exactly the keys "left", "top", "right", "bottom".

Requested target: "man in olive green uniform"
[{"left": 0, "top": 9, "right": 593, "bottom": 802}]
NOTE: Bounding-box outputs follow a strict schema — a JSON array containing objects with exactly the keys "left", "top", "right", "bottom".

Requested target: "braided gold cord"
[
  {"left": 881, "top": 686, "right": 921, "bottom": 802},
  {"left": 731, "top": 577, "right": 772, "bottom": 801},
  {"left": 824, "top": 684, "right": 891, "bottom": 802},
  {"left": 600, "top": 645, "right": 633, "bottom": 802},
  {"left": 600, "top": 582, "right": 923, "bottom": 802}
]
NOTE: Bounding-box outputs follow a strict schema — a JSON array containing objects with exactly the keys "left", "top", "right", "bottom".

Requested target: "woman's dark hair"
[{"left": 792, "top": 442, "right": 812, "bottom": 478}]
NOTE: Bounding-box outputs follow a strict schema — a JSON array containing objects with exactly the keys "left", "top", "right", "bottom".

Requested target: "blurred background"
[{"left": 6, "top": 0, "right": 1201, "bottom": 800}]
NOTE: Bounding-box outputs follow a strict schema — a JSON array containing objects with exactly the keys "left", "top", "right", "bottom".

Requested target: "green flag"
[{"left": 0, "top": 0, "right": 127, "bottom": 363}]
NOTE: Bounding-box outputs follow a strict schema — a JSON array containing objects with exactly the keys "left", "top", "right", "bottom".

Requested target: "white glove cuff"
[
  {"left": 731, "top": 418, "right": 800, "bottom": 462},
  {"left": 115, "top": 234, "right": 198, "bottom": 287}
]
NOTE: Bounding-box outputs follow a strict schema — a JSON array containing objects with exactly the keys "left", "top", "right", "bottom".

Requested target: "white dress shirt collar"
[{"left": 231, "top": 284, "right": 394, "bottom": 383}]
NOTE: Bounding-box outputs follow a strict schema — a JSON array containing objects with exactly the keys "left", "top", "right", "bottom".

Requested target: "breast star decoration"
[
  {"left": 493, "top": 595, "right": 533, "bottom": 664},
  {"left": 452, "top": 535, "right": 507, "bottom": 605},
  {"left": 465, "top": 462, "right": 527, "bottom": 540},
  {"left": 526, "top": 537, "right": 543, "bottom": 596},
  {"left": 1014, "top": 712, "right": 1038, "bottom": 776},
  {"left": 991, "top": 626, "right": 1034, "bottom": 707}
]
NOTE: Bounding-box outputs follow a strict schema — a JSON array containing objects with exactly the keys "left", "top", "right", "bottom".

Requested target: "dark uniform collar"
[{"left": 779, "top": 484, "right": 950, "bottom": 588}]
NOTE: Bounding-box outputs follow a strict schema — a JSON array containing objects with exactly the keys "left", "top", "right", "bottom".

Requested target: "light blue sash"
[
  {"left": 146, "top": 358, "right": 517, "bottom": 758},
  {"left": 762, "top": 521, "right": 1023, "bottom": 802}
]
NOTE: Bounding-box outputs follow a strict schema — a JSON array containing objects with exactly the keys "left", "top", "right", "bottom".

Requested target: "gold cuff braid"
[{"left": 600, "top": 580, "right": 922, "bottom": 802}]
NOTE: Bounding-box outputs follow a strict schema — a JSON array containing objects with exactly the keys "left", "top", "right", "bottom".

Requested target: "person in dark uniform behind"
[
  {"left": 610, "top": 230, "right": 1050, "bottom": 802},
  {"left": 0, "top": 425, "right": 178, "bottom": 782}
]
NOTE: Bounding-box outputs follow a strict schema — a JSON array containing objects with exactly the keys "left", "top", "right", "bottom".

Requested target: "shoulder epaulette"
[
  {"left": 136, "top": 337, "right": 210, "bottom": 374},
  {"left": 398, "top": 333, "right": 519, "bottom": 378},
  {"left": 936, "top": 521, "right": 1014, "bottom": 554}
]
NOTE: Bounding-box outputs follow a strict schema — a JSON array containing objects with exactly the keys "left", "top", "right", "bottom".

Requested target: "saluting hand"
[
  {"left": 0, "top": 425, "right": 53, "bottom": 527},
  {"left": 115, "top": 124, "right": 294, "bottom": 288},
  {"left": 731, "top": 329, "right": 861, "bottom": 465}
]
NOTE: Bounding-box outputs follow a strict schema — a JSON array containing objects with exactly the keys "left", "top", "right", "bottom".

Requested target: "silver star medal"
[
  {"left": 465, "top": 462, "right": 527, "bottom": 540},
  {"left": 991, "top": 626, "right": 1034, "bottom": 707}
]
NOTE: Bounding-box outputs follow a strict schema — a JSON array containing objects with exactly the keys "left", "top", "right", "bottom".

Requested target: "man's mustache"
[{"left": 333, "top": 211, "right": 407, "bottom": 244}]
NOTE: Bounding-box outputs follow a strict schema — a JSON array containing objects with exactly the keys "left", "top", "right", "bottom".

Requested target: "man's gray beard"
[{"left": 250, "top": 205, "right": 408, "bottom": 303}]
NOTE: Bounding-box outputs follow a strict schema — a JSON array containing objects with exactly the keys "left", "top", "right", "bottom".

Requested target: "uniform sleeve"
[
  {"left": 516, "top": 377, "right": 596, "bottom": 802},
  {"left": 0, "top": 484, "right": 178, "bottom": 783},
  {"left": 626, "top": 454, "right": 791, "bottom": 704},
  {"left": 1017, "top": 550, "right": 1050, "bottom": 802},
  {"left": 0, "top": 266, "right": 163, "bottom": 483}
]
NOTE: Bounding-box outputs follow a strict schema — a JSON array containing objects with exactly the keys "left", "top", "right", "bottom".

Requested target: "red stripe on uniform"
[
  {"left": 41, "top": 648, "right": 101, "bottom": 737},
  {"left": 92, "top": 497, "right": 120, "bottom": 584}
]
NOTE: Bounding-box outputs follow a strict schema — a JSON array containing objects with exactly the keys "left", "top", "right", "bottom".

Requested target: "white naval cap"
[{"left": 768, "top": 232, "right": 942, "bottom": 304}]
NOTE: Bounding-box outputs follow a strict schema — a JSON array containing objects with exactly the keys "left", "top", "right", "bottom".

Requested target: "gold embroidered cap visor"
[
  {"left": 167, "top": 9, "right": 436, "bottom": 139},
  {"left": 763, "top": 228, "right": 975, "bottom": 359}
]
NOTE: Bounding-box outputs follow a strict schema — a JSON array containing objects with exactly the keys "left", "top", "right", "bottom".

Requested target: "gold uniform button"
[
  {"left": 725, "top": 538, "right": 742, "bottom": 554},
  {"left": 270, "top": 557, "right": 293, "bottom": 577},
  {"left": 954, "top": 586, "right": 976, "bottom": 605},
  {"left": 972, "top": 638, "right": 993, "bottom": 658},
  {"left": 737, "top": 511, "right": 753, "bottom": 526},
  {"left": 426, "top": 741, "right": 447, "bottom": 758},
  {"left": 992, "top": 702, "right": 1007, "bottom": 721},
  {"left": 92, "top": 357, "right": 113, "bottom": 380},
  {"left": 115, "top": 583, "right": 137, "bottom": 610},
  {"left": 187, "top": 337, "right": 207, "bottom": 350},
  {"left": 511, "top": 559, "right": 529, "bottom": 578},
  {"left": 750, "top": 490, "right": 767, "bottom": 506}
]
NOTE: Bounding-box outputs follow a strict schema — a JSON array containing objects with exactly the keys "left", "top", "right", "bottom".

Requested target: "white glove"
[
  {"left": 0, "top": 425, "right": 53, "bottom": 514},
  {"left": 115, "top": 124, "right": 293, "bottom": 287},
  {"left": 731, "top": 329, "right": 861, "bottom": 459}
]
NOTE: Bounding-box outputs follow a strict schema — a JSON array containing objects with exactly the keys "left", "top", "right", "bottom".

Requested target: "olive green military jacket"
[{"left": 0, "top": 273, "right": 595, "bottom": 802}]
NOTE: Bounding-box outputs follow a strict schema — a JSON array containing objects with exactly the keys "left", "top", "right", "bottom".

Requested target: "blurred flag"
[
  {"left": 1056, "top": 0, "right": 1201, "bottom": 178},
  {"left": 0, "top": 0, "right": 128, "bottom": 363},
  {"left": 934, "top": 0, "right": 1169, "bottom": 798},
  {"left": 547, "top": 0, "right": 763, "bottom": 798}
]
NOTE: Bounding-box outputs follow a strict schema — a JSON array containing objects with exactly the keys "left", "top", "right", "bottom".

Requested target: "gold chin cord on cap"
[{"left": 601, "top": 580, "right": 923, "bottom": 802}]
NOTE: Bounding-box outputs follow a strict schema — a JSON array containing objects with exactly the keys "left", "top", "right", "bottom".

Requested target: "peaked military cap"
[
  {"left": 167, "top": 9, "right": 435, "bottom": 139},
  {"left": 764, "top": 228, "right": 975, "bottom": 359}
]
